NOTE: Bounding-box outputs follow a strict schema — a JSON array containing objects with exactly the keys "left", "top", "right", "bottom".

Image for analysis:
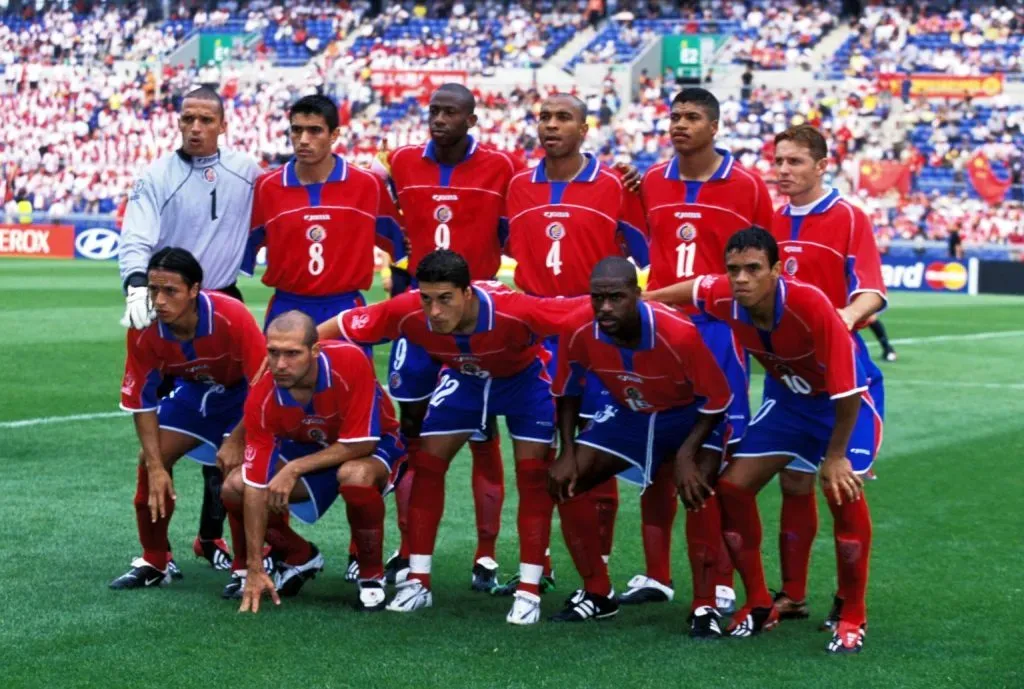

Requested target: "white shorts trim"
[
  {"left": 242, "top": 476, "right": 268, "bottom": 489},
  {"left": 420, "top": 429, "right": 478, "bottom": 437},
  {"left": 830, "top": 385, "right": 868, "bottom": 401},
  {"left": 158, "top": 424, "right": 216, "bottom": 454},
  {"left": 509, "top": 432, "right": 556, "bottom": 444},
  {"left": 120, "top": 403, "right": 158, "bottom": 413},
  {"left": 389, "top": 392, "right": 434, "bottom": 402},
  {"left": 575, "top": 439, "right": 646, "bottom": 484},
  {"left": 338, "top": 435, "right": 381, "bottom": 444}
]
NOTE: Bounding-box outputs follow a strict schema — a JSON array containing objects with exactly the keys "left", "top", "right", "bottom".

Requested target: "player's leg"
[
  {"left": 468, "top": 418, "right": 504, "bottom": 591},
  {"left": 218, "top": 466, "right": 275, "bottom": 599},
  {"left": 194, "top": 465, "right": 231, "bottom": 569},
  {"left": 774, "top": 468, "right": 817, "bottom": 619},
  {"left": 579, "top": 374, "right": 618, "bottom": 567},
  {"left": 337, "top": 456, "right": 391, "bottom": 612},
  {"left": 869, "top": 318, "right": 897, "bottom": 362}
]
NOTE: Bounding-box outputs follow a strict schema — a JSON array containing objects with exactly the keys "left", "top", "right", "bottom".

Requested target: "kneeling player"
[
  {"left": 224, "top": 312, "right": 405, "bottom": 613},
  {"left": 318, "top": 249, "right": 583, "bottom": 623},
  {"left": 647, "top": 227, "right": 880, "bottom": 654},
  {"left": 111, "top": 248, "right": 265, "bottom": 589},
  {"left": 546, "top": 258, "right": 732, "bottom": 627}
]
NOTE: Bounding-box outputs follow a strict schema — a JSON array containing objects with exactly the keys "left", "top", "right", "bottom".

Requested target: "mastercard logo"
[{"left": 924, "top": 262, "right": 968, "bottom": 291}]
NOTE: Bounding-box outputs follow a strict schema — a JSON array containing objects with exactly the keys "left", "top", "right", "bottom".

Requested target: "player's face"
[
  {"left": 289, "top": 113, "right": 340, "bottom": 165},
  {"left": 775, "top": 140, "right": 827, "bottom": 198},
  {"left": 725, "top": 248, "right": 781, "bottom": 308},
  {"left": 669, "top": 102, "right": 718, "bottom": 156},
  {"left": 418, "top": 282, "right": 470, "bottom": 334},
  {"left": 538, "top": 98, "right": 587, "bottom": 159},
  {"left": 147, "top": 269, "right": 199, "bottom": 324},
  {"left": 266, "top": 331, "right": 319, "bottom": 389},
  {"left": 179, "top": 99, "right": 226, "bottom": 157},
  {"left": 428, "top": 92, "right": 476, "bottom": 148},
  {"left": 591, "top": 278, "right": 639, "bottom": 336}
]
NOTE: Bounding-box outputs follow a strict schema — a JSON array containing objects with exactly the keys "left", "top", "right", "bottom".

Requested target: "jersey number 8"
[{"left": 309, "top": 243, "right": 324, "bottom": 276}]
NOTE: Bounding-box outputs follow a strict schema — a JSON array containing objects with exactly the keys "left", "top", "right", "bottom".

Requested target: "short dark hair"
[
  {"left": 774, "top": 124, "right": 829, "bottom": 162},
  {"left": 289, "top": 94, "right": 339, "bottom": 131},
  {"left": 671, "top": 87, "right": 720, "bottom": 121},
  {"left": 544, "top": 93, "right": 588, "bottom": 123},
  {"left": 725, "top": 227, "right": 779, "bottom": 266},
  {"left": 591, "top": 257, "right": 637, "bottom": 286},
  {"left": 182, "top": 86, "right": 225, "bottom": 118},
  {"left": 148, "top": 247, "right": 203, "bottom": 288},
  {"left": 267, "top": 310, "right": 317, "bottom": 348},
  {"left": 415, "top": 249, "right": 471, "bottom": 289},
  {"left": 434, "top": 83, "right": 476, "bottom": 113}
]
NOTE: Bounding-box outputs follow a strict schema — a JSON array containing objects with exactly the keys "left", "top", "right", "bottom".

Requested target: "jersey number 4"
[{"left": 546, "top": 240, "right": 563, "bottom": 275}]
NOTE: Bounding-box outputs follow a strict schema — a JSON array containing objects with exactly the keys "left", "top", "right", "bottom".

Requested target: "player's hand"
[
  {"left": 674, "top": 448, "right": 713, "bottom": 511},
  {"left": 267, "top": 465, "right": 297, "bottom": 513},
  {"left": 836, "top": 306, "right": 857, "bottom": 332},
  {"left": 614, "top": 161, "right": 642, "bottom": 193},
  {"left": 548, "top": 449, "right": 579, "bottom": 503},
  {"left": 121, "top": 286, "right": 154, "bottom": 329},
  {"left": 147, "top": 467, "right": 176, "bottom": 522},
  {"left": 238, "top": 570, "right": 280, "bottom": 614},
  {"left": 216, "top": 438, "right": 244, "bottom": 475},
  {"left": 820, "top": 455, "right": 864, "bottom": 506}
]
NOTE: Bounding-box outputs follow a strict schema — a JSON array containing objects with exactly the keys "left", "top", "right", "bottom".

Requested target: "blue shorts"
[
  {"left": 272, "top": 434, "right": 407, "bottom": 525},
  {"left": 158, "top": 380, "right": 246, "bottom": 465},
  {"left": 576, "top": 398, "right": 704, "bottom": 486},
  {"left": 694, "top": 315, "right": 751, "bottom": 451},
  {"left": 387, "top": 336, "right": 440, "bottom": 402},
  {"left": 854, "top": 331, "right": 885, "bottom": 421},
  {"left": 421, "top": 358, "right": 556, "bottom": 443},
  {"left": 734, "top": 377, "right": 884, "bottom": 475},
  {"left": 265, "top": 289, "right": 366, "bottom": 333}
]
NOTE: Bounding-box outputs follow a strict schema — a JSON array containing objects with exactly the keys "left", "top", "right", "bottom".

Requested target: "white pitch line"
[
  {"left": 875, "top": 330, "right": 1024, "bottom": 346},
  {"left": 0, "top": 411, "right": 124, "bottom": 429}
]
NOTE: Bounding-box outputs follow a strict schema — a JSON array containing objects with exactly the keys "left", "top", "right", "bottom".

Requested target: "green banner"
[
  {"left": 199, "top": 33, "right": 245, "bottom": 65},
  {"left": 662, "top": 34, "right": 724, "bottom": 79}
]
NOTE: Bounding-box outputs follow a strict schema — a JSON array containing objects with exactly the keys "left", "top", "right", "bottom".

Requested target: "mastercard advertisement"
[{"left": 881, "top": 257, "right": 976, "bottom": 294}]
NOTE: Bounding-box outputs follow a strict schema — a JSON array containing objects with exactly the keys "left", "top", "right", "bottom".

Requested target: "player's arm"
[
  {"left": 317, "top": 291, "right": 417, "bottom": 344},
  {"left": 373, "top": 175, "right": 407, "bottom": 263},
  {"left": 822, "top": 394, "right": 862, "bottom": 505},
  {"left": 617, "top": 177, "right": 650, "bottom": 267},
  {"left": 118, "top": 170, "right": 162, "bottom": 328},
  {"left": 752, "top": 174, "right": 775, "bottom": 233},
  {"left": 238, "top": 390, "right": 281, "bottom": 613},
  {"left": 643, "top": 278, "right": 699, "bottom": 306},
  {"left": 239, "top": 176, "right": 268, "bottom": 278},
  {"left": 507, "top": 293, "right": 590, "bottom": 338},
  {"left": 548, "top": 328, "right": 587, "bottom": 502},
  {"left": 839, "top": 211, "right": 888, "bottom": 329}
]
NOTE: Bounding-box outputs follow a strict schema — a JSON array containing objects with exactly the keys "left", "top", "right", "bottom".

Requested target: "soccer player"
[
  {"left": 118, "top": 86, "right": 263, "bottom": 571},
  {"left": 216, "top": 312, "right": 405, "bottom": 613},
  {"left": 769, "top": 124, "right": 888, "bottom": 627},
  {"left": 110, "top": 248, "right": 266, "bottom": 589},
  {"left": 646, "top": 227, "right": 881, "bottom": 654},
  {"left": 317, "top": 250, "right": 584, "bottom": 624},
  {"left": 503, "top": 92, "right": 649, "bottom": 590},
  {"left": 627, "top": 87, "right": 774, "bottom": 612},
  {"left": 547, "top": 258, "right": 732, "bottom": 629}
]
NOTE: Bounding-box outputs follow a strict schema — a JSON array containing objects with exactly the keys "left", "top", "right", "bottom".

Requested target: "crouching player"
[
  {"left": 546, "top": 257, "right": 733, "bottom": 627},
  {"left": 646, "top": 227, "right": 880, "bottom": 654},
  {"left": 217, "top": 311, "right": 404, "bottom": 613},
  {"left": 317, "top": 249, "right": 584, "bottom": 624},
  {"left": 111, "top": 248, "right": 266, "bottom": 589}
]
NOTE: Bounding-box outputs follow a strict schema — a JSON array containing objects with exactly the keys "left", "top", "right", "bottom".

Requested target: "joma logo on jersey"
[
  {"left": 783, "top": 245, "right": 803, "bottom": 253},
  {"left": 784, "top": 257, "right": 799, "bottom": 275},
  {"left": 543, "top": 211, "right": 570, "bottom": 218},
  {"left": 307, "top": 225, "right": 327, "bottom": 242},
  {"left": 434, "top": 205, "right": 453, "bottom": 222},
  {"left": 304, "top": 214, "right": 331, "bottom": 221},
  {"left": 617, "top": 373, "right": 643, "bottom": 383},
  {"left": 432, "top": 194, "right": 458, "bottom": 201},
  {"left": 674, "top": 212, "right": 701, "bottom": 219},
  {"left": 546, "top": 223, "right": 566, "bottom": 240},
  {"left": 301, "top": 417, "right": 326, "bottom": 425},
  {"left": 676, "top": 223, "right": 697, "bottom": 241}
]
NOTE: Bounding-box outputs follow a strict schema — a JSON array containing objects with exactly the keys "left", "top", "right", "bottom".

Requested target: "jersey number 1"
[
  {"left": 675, "top": 242, "right": 695, "bottom": 278},
  {"left": 209, "top": 189, "right": 218, "bottom": 221}
]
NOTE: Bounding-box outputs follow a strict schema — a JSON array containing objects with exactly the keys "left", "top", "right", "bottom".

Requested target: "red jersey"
[
  {"left": 336, "top": 281, "right": 586, "bottom": 378},
  {"left": 247, "top": 155, "right": 404, "bottom": 296},
  {"left": 553, "top": 302, "right": 733, "bottom": 414},
  {"left": 642, "top": 150, "right": 774, "bottom": 300},
  {"left": 505, "top": 154, "right": 649, "bottom": 297},
  {"left": 120, "top": 291, "right": 265, "bottom": 411},
  {"left": 772, "top": 188, "right": 888, "bottom": 312},
  {"left": 386, "top": 137, "right": 523, "bottom": 279},
  {"left": 694, "top": 274, "right": 865, "bottom": 399},
  {"left": 241, "top": 341, "right": 400, "bottom": 487}
]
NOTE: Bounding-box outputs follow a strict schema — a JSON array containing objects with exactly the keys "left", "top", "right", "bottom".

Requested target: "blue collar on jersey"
[
  {"left": 158, "top": 291, "right": 215, "bottom": 342},
  {"left": 664, "top": 147, "right": 734, "bottom": 182},
  {"left": 177, "top": 149, "right": 220, "bottom": 168},
  {"left": 423, "top": 285, "right": 495, "bottom": 334},
  {"left": 594, "top": 301, "right": 656, "bottom": 351},
  {"left": 275, "top": 351, "right": 332, "bottom": 408},
  {"left": 780, "top": 188, "right": 842, "bottom": 216},
  {"left": 733, "top": 277, "right": 788, "bottom": 331},
  {"left": 423, "top": 136, "right": 479, "bottom": 164},
  {"left": 282, "top": 154, "right": 348, "bottom": 187},
  {"left": 531, "top": 152, "right": 600, "bottom": 184}
]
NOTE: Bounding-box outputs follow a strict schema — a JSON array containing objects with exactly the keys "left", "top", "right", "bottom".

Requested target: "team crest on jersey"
[
  {"left": 244, "top": 446, "right": 256, "bottom": 463},
  {"left": 351, "top": 313, "right": 369, "bottom": 329},
  {"left": 307, "top": 225, "right": 327, "bottom": 242},
  {"left": 121, "top": 373, "right": 135, "bottom": 395},
  {"left": 434, "top": 205, "right": 453, "bottom": 223},
  {"left": 129, "top": 179, "right": 144, "bottom": 201},
  {"left": 784, "top": 257, "right": 799, "bottom": 275},
  {"left": 389, "top": 372, "right": 402, "bottom": 389},
  {"left": 546, "top": 223, "right": 566, "bottom": 241},
  {"left": 676, "top": 223, "right": 697, "bottom": 241},
  {"left": 308, "top": 428, "right": 328, "bottom": 446},
  {"left": 203, "top": 168, "right": 217, "bottom": 183}
]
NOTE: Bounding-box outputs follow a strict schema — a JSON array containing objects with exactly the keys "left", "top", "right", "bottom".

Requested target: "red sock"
[
  {"left": 779, "top": 490, "right": 818, "bottom": 601},
  {"left": 395, "top": 437, "right": 418, "bottom": 559},
  {"left": 717, "top": 480, "right": 772, "bottom": 609},
  {"left": 713, "top": 529, "right": 735, "bottom": 591},
  {"left": 134, "top": 465, "right": 173, "bottom": 570},
  {"left": 222, "top": 493, "right": 248, "bottom": 573},
  {"left": 408, "top": 450, "right": 450, "bottom": 589},
  {"left": 470, "top": 435, "right": 504, "bottom": 562},
  {"left": 685, "top": 493, "right": 725, "bottom": 610},
  {"left": 341, "top": 484, "right": 386, "bottom": 581},
  {"left": 514, "top": 458, "right": 554, "bottom": 595},
  {"left": 543, "top": 446, "right": 557, "bottom": 577},
  {"left": 558, "top": 494, "right": 611, "bottom": 596},
  {"left": 591, "top": 477, "right": 619, "bottom": 560},
  {"left": 640, "top": 465, "right": 677, "bottom": 585},
  {"left": 826, "top": 492, "right": 872, "bottom": 627},
  {"left": 266, "top": 510, "right": 312, "bottom": 565}
]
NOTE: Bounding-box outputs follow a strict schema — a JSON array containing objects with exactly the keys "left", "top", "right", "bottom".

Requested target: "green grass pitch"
[{"left": 1, "top": 259, "right": 1022, "bottom": 689}]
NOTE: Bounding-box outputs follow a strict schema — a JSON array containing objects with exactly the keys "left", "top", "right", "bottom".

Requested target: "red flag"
[
  {"left": 857, "top": 160, "right": 911, "bottom": 197},
  {"left": 966, "top": 151, "right": 1012, "bottom": 205}
]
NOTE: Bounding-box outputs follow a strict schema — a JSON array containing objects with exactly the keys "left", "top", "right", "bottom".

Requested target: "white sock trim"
[
  {"left": 409, "top": 554, "right": 432, "bottom": 575},
  {"left": 519, "top": 562, "right": 544, "bottom": 585}
]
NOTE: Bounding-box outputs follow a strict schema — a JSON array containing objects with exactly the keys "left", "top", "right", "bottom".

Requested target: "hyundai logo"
[{"left": 75, "top": 228, "right": 120, "bottom": 260}]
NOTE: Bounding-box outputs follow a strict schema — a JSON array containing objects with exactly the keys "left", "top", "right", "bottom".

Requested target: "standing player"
[
  {"left": 217, "top": 312, "right": 405, "bottom": 613},
  {"left": 547, "top": 258, "right": 732, "bottom": 630},
  {"left": 647, "top": 228, "right": 881, "bottom": 654},
  {"left": 503, "top": 92, "right": 649, "bottom": 589},
  {"left": 317, "top": 250, "right": 585, "bottom": 624},
  {"left": 110, "top": 248, "right": 266, "bottom": 589},
  {"left": 118, "top": 86, "right": 263, "bottom": 571},
  {"left": 769, "top": 124, "right": 887, "bottom": 627}
]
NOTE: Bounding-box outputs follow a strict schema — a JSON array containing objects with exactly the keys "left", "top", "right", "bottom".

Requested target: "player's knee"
[
  {"left": 136, "top": 449, "right": 146, "bottom": 466},
  {"left": 779, "top": 469, "right": 815, "bottom": 495},
  {"left": 336, "top": 459, "right": 386, "bottom": 489},
  {"left": 220, "top": 469, "right": 244, "bottom": 507}
]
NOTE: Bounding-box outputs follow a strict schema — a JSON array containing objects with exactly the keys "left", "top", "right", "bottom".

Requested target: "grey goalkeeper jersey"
[{"left": 119, "top": 148, "right": 263, "bottom": 290}]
